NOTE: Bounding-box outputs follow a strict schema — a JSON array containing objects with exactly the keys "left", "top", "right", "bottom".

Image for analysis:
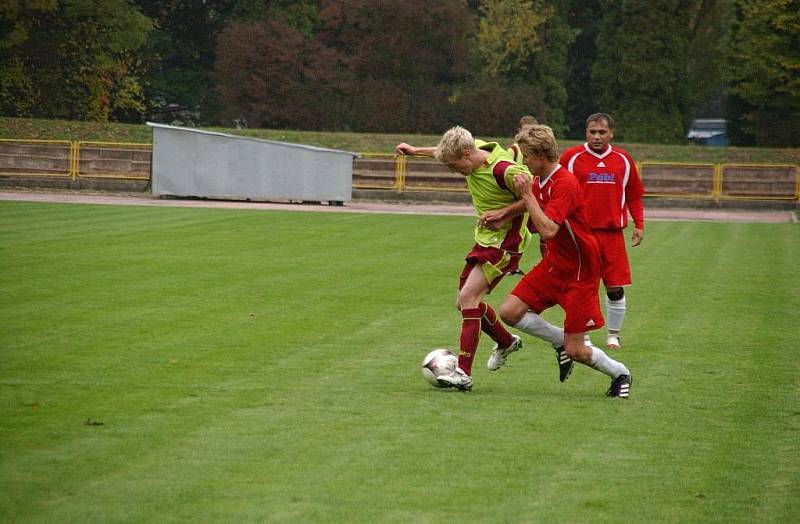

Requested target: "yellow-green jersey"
[
  {"left": 468, "top": 140, "right": 532, "bottom": 253},
  {"left": 507, "top": 143, "right": 524, "bottom": 165}
]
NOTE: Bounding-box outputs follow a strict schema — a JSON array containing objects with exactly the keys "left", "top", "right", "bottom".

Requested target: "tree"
[
  {"left": 232, "top": 0, "right": 319, "bottom": 38},
  {"left": 726, "top": 0, "right": 800, "bottom": 146},
  {"left": 134, "top": 0, "right": 237, "bottom": 124},
  {"left": 315, "top": 0, "right": 473, "bottom": 132},
  {"left": 215, "top": 18, "right": 350, "bottom": 130},
  {"left": 684, "top": 0, "right": 735, "bottom": 120},
  {"left": 476, "top": 0, "right": 553, "bottom": 80},
  {"left": 471, "top": 0, "right": 574, "bottom": 134},
  {"left": 531, "top": 2, "right": 578, "bottom": 133},
  {"left": 0, "top": 0, "right": 152, "bottom": 121},
  {"left": 563, "top": 0, "right": 602, "bottom": 138},
  {"left": 592, "top": 0, "right": 697, "bottom": 143}
]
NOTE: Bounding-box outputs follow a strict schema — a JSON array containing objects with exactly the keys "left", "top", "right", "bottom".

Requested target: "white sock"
[
  {"left": 514, "top": 312, "right": 564, "bottom": 347},
  {"left": 588, "top": 345, "right": 629, "bottom": 378},
  {"left": 606, "top": 295, "right": 626, "bottom": 334}
]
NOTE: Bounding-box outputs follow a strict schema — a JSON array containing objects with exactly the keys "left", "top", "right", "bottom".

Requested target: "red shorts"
[
  {"left": 511, "top": 263, "right": 605, "bottom": 334},
  {"left": 459, "top": 244, "right": 521, "bottom": 292},
  {"left": 593, "top": 229, "right": 631, "bottom": 287}
]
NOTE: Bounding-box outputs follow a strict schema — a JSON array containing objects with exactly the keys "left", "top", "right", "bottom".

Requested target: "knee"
[
  {"left": 499, "top": 301, "right": 521, "bottom": 326},
  {"left": 606, "top": 287, "right": 624, "bottom": 301},
  {"left": 565, "top": 338, "right": 592, "bottom": 363}
]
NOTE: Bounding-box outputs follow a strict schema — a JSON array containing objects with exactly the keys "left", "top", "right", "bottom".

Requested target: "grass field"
[
  {"left": 2, "top": 116, "right": 799, "bottom": 165},
  {"left": 1, "top": 200, "right": 798, "bottom": 523}
]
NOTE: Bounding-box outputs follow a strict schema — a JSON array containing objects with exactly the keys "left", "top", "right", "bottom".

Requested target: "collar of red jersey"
[
  {"left": 538, "top": 164, "right": 562, "bottom": 188},
  {"left": 582, "top": 143, "right": 613, "bottom": 159}
]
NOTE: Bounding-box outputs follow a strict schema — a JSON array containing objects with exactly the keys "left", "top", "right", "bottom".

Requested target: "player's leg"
[
  {"left": 448, "top": 263, "right": 491, "bottom": 385},
  {"left": 599, "top": 229, "right": 632, "bottom": 350},
  {"left": 442, "top": 247, "right": 518, "bottom": 390},
  {"left": 563, "top": 332, "right": 631, "bottom": 398},
  {"left": 475, "top": 251, "right": 520, "bottom": 352},
  {"left": 499, "top": 295, "right": 563, "bottom": 347},
  {"left": 562, "top": 278, "right": 632, "bottom": 397},
  {"left": 605, "top": 286, "right": 626, "bottom": 349},
  {"left": 495, "top": 266, "right": 572, "bottom": 381}
]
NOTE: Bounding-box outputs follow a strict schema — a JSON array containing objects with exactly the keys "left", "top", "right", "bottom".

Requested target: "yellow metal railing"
[
  {"left": 0, "top": 139, "right": 73, "bottom": 177},
  {"left": 353, "top": 156, "right": 798, "bottom": 202},
  {"left": 717, "top": 163, "right": 798, "bottom": 201},
  {"left": 0, "top": 139, "right": 151, "bottom": 180},
  {"left": 352, "top": 152, "right": 403, "bottom": 191},
  {"left": 639, "top": 161, "right": 719, "bottom": 200},
  {"left": 74, "top": 141, "right": 152, "bottom": 180},
  {"left": 3, "top": 139, "right": 798, "bottom": 202}
]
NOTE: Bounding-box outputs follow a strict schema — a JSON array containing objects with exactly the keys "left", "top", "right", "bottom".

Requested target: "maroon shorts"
[
  {"left": 594, "top": 229, "right": 632, "bottom": 287},
  {"left": 511, "top": 263, "right": 605, "bottom": 334},
  {"left": 459, "top": 244, "right": 522, "bottom": 292}
]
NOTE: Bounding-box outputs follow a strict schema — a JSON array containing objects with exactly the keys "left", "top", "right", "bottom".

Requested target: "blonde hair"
[
  {"left": 435, "top": 126, "right": 475, "bottom": 162},
  {"left": 514, "top": 124, "right": 559, "bottom": 162}
]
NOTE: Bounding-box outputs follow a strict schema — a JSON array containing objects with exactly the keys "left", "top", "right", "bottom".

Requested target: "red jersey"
[
  {"left": 533, "top": 164, "right": 602, "bottom": 282},
  {"left": 560, "top": 144, "right": 645, "bottom": 231}
]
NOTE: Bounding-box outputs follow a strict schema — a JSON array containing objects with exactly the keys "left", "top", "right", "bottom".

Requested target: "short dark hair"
[
  {"left": 586, "top": 113, "right": 614, "bottom": 129},
  {"left": 518, "top": 115, "right": 538, "bottom": 130}
]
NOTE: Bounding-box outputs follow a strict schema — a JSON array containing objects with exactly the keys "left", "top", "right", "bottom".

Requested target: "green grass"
[
  {"left": 2, "top": 116, "right": 799, "bottom": 165},
  {"left": 1, "top": 201, "right": 798, "bottom": 523}
]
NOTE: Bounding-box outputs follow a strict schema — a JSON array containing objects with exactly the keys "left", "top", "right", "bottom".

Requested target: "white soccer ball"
[{"left": 421, "top": 348, "right": 458, "bottom": 388}]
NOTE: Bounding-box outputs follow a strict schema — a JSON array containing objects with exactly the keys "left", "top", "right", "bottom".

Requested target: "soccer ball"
[{"left": 421, "top": 348, "right": 458, "bottom": 388}]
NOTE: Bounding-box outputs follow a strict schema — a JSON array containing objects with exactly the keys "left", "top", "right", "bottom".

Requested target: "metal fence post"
[
  {"left": 712, "top": 163, "right": 722, "bottom": 202},
  {"left": 395, "top": 155, "right": 406, "bottom": 193},
  {"left": 70, "top": 141, "right": 79, "bottom": 179}
]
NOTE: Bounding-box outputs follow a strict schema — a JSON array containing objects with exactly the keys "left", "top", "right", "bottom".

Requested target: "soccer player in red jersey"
[
  {"left": 497, "top": 124, "right": 632, "bottom": 398},
  {"left": 396, "top": 126, "right": 569, "bottom": 391},
  {"left": 559, "top": 113, "right": 645, "bottom": 350}
]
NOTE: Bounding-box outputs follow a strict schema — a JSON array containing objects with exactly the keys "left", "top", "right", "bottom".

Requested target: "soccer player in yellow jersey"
[{"left": 396, "top": 126, "right": 569, "bottom": 390}]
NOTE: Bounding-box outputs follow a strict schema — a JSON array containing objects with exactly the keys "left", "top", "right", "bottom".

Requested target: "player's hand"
[
  {"left": 513, "top": 173, "right": 532, "bottom": 195},
  {"left": 631, "top": 228, "right": 644, "bottom": 247},
  {"left": 395, "top": 143, "right": 414, "bottom": 156},
  {"left": 478, "top": 210, "right": 508, "bottom": 230}
]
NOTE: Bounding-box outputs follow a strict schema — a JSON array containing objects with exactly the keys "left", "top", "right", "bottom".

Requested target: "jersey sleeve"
[
  {"left": 544, "top": 176, "right": 579, "bottom": 225},
  {"left": 504, "top": 164, "right": 532, "bottom": 199},
  {"left": 623, "top": 151, "right": 645, "bottom": 229},
  {"left": 559, "top": 146, "right": 580, "bottom": 167},
  {"left": 557, "top": 149, "right": 570, "bottom": 167},
  {"left": 491, "top": 161, "right": 531, "bottom": 199}
]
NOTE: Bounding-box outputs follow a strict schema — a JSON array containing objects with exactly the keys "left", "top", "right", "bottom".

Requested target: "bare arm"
[
  {"left": 395, "top": 143, "right": 437, "bottom": 157},
  {"left": 513, "top": 174, "right": 559, "bottom": 240},
  {"left": 478, "top": 200, "right": 527, "bottom": 230}
]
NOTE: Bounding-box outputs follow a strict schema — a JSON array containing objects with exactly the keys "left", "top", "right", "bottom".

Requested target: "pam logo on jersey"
[{"left": 588, "top": 172, "right": 616, "bottom": 184}]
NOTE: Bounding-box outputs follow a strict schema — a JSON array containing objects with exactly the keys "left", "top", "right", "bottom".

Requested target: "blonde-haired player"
[
  {"left": 496, "top": 124, "right": 632, "bottom": 398},
  {"left": 396, "top": 126, "right": 571, "bottom": 390}
]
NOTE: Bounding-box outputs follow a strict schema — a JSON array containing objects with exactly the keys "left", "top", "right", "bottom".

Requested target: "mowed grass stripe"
[{"left": 1, "top": 201, "right": 798, "bottom": 523}]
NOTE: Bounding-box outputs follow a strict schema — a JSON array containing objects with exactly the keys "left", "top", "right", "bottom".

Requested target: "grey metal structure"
[{"left": 148, "top": 123, "right": 357, "bottom": 203}]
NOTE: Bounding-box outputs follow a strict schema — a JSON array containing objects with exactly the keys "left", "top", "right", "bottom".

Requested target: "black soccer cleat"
[
  {"left": 553, "top": 345, "right": 574, "bottom": 382},
  {"left": 607, "top": 374, "right": 632, "bottom": 399}
]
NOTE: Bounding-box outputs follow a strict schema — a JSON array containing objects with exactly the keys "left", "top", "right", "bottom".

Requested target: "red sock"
[
  {"left": 480, "top": 302, "right": 513, "bottom": 348},
  {"left": 458, "top": 308, "right": 482, "bottom": 375}
]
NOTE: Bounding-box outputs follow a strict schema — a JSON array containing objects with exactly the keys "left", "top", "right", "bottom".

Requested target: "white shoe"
[
  {"left": 487, "top": 334, "right": 523, "bottom": 371},
  {"left": 607, "top": 334, "right": 621, "bottom": 350},
  {"left": 584, "top": 334, "right": 593, "bottom": 347},
  {"left": 436, "top": 367, "right": 473, "bottom": 391}
]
